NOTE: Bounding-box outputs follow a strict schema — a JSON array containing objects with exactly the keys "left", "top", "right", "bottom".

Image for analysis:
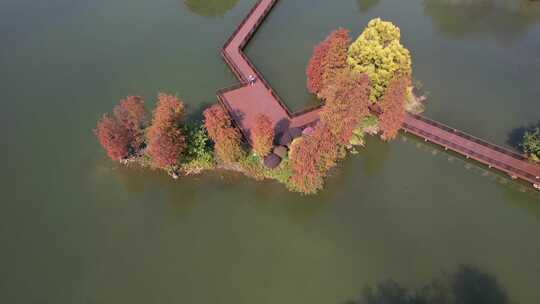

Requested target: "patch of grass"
[{"left": 239, "top": 153, "right": 295, "bottom": 189}]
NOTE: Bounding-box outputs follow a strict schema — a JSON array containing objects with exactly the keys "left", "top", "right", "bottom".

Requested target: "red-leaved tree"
[
  {"left": 113, "top": 96, "right": 147, "bottom": 150},
  {"left": 251, "top": 114, "right": 274, "bottom": 157},
  {"left": 289, "top": 123, "right": 339, "bottom": 194},
  {"left": 319, "top": 71, "right": 371, "bottom": 145},
  {"left": 306, "top": 28, "right": 351, "bottom": 95},
  {"left": 203, "top": 104, "right": 244, "bottom": 164},
  {"left": 146, "top": 93, "right": 186, "bottom": 169},
  {"left": 95, "top": 114, "right": 131, "bottom": 161},
  {"left": 379, "top": 75, "right": 410, "bottom": 141}
]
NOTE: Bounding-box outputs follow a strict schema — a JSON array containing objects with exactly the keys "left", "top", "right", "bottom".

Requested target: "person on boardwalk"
[{"left": 247, "top": 74, "right": 257, "bottom": 86}]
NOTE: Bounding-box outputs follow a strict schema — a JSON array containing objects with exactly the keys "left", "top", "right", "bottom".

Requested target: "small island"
[
  {"left": 95, "top": 0, "right": 540, "bottom": 194},
  {"left": 95, "top": 18, "right": 419, "bottom": 195}
]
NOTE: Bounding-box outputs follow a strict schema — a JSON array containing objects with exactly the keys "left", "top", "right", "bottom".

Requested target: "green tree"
[
  {"left": 181, "top": 123, "right": 215, "bottom": 173},
  {"left": 347, "top": 18, "right": 412, "bottom": 102},
  {"left": 522, "top": 127, "right": 540, "bottom": 162}
]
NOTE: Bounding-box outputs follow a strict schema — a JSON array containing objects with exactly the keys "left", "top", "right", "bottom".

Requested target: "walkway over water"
[
  {"left": 217, "top": 0, "right": 320, "bottom": 139},
  {"left": 216, "top": 0, "right": 540, "bottom": 188}
]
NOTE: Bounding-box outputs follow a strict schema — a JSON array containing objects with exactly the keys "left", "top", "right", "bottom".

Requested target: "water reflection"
[
  {"left": 357, "top": 0, "right": 380, "bottom": 12},
  {"left": 183, "top": 0, "right": 240, "bottom": 17},
  {"left": 114, "top": 165, "right": 204, "bottom": 217},
  {"left": 346, "top": 265, "right": 511, "bottom": 304},
  {"left": 423, "top": 0, "right": 540, "bottom": 44},
  {"left": 358, "top": 137, "right": 391, "bottom": 177}
]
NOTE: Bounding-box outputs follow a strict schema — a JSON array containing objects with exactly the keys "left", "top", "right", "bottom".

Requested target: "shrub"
[
  {"left": 319, "top": 71, "right": 371, "bottom": 145},
  {"left": 113, "top": 96, "right": 147, "bottom": 150},
  {"left": 203, "top": 104, "right": 244, "bottom": 164},
  {"left": 289, "top": 123, "right": 339, "bottom": 194},
  {"left": 146, "top": 93, "right": 186, "bottom": 169},
  {"left": 251, "top": 114, "right": 274, "bottom": 157},
  {"left": 95, "top": 114, "right": 131, "bottom": 161},
  {"left": 379, "top": 75, "right": 410, "bottom": 141},
  {"left": 348, "top": 18, "right": 412, "bottom": 102},
  {"left": 181, "top": 123, "right": 215, "bottom": 173},
  {"left": 239, "top": 153, "right": 293, "bottom": 187},
  {"left": 306, "top": 28, "right": 351, "bottom": 95},
  {"left": 522, "top": 127, "right": 540, "bottom": 162},
  {"left": 350, "top": 114, "right": 380, "bottom": 147}
]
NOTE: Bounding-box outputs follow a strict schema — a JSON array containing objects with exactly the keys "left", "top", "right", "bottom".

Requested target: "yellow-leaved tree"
[{"left": 347, "top": 18, "right": 412, "bottom": 102}]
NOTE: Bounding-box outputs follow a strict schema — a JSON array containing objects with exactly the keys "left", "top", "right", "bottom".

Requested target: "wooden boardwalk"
[
  {"left": 217, "top": 0, "right": 320, "bottom": 140},
  {"left": 216, "top": 0, "right": 540, "bottom": 189}
]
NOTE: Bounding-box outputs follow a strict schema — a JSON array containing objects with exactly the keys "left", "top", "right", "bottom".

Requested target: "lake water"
[{"left": 1, "top": 0, "right": 540, "bottom": 303}]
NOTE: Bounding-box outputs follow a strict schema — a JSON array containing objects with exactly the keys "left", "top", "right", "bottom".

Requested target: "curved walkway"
[{"left": 216, "top": 0, "right": 540, "bottom": 189}]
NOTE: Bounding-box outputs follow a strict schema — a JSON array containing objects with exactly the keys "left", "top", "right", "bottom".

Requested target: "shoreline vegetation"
[
  {"left": 522, "top": 127, "right": 540, "bottom": 163},
  {"left": 95, "top": 18, "right": 426, "bottom": 194}
]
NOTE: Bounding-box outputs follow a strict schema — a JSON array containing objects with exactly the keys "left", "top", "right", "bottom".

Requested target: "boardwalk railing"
[
  {"left": 408, "top": 113, "right": 528, "bottom": 161},
  {"left": 403, "top": 122, "right": 536, "bottom": 180},
  {"left": 222, "top": 0, "right": 267, "bottom": 51}
]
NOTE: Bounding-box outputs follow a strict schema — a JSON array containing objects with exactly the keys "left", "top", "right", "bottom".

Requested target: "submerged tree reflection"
[
  {"left": 357, "top": 0, "right": 380, "bottom": 12},
  {"left": 423, "top": 0, "right": 540, "bottom": 44},
  {"left": 183, "top": 0, "right": 240, "bottom": 17},
  {"left": 347, "top": 265, "right": 511, "bottom": 304}
]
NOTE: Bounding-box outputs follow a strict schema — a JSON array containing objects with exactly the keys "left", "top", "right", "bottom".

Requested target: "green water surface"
[{"left": 1, "top": 0, "right": 540, "bottom": 303}]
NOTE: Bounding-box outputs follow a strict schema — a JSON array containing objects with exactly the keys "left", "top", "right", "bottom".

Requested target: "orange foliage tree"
[
  {"left": 146, "top": 93, "right": 186, "bottom": 169},
  {"left": 113, "top": 96, "right": 147, "bottom": 150},
  {"left": 203, "top": 104, "right": 244, "bottom": 164},
  {"left": 251, "top": 114, "right": 274, "bottom": 157},
  {"left": 95, "top": 114, "right": 131, "bottom": 161},
  {"left": 379, "top": 75, "right": 410, "bottom": 141},
  {"left": 306, "top": 28, "right": 351, "bottom": 95},
  {"left": 289, "top": 123, "right": 339, "bottom": 194},
  {"left": 319, "top": 71, "right": 371, "bottom": 145}
]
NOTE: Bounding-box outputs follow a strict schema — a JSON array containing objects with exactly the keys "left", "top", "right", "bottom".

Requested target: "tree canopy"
[
  {"left": 113, "top": 96, "right": 147, "bottom": 150},
  {"left": 203, "top": 104, "right": 244, "bottom": 164},
  {"left": 95, "top": 114, "right": 131, "bottom": 161},
  {"left": 347, "top": 18, "right": 412, "bottom": 102},
  {"left": 146, "top": 93, "right": 186, "bottom": 169},
  {"left": 379, "top": 75, "right": 410, "bottom": 141},
  {"left": 251, "top": 114, "right": 274, "bottom": 157},
  {"left": 289, "top": 123, "right": 339, "bottom": 194},
  {"left": 522, "top": 127, "right": 540, "bottom": 161},
  {"left": 306, "top": 28, "right": 351, "bottom": 96},
  {"left": 319, "top": 71, "right": 371, "bottom": 145},
  {"left": 95, "top": 96, "right": 148, "bottom": 161}
]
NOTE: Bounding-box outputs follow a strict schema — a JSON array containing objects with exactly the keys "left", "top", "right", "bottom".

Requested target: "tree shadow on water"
[
  {"left": 355, "top": 136, "right": 390, "bottom": 178},
  {"left": 345, "top": 265, "right": 511, "bottom": 304},
  {"left": 423, "top": 0, "right": 540, "bottom": 45},
  {"left": 183, "top": 0, "right": 240, "bottom": 18},
  {"left": 185, "top": 100, "right": 214, "bottom": 123},
  {"left": 357, "top": 0, "right": 381, "bottom": 13},
  {"left": 506, "top": 122, "right": 540, "bottom": 152}
]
